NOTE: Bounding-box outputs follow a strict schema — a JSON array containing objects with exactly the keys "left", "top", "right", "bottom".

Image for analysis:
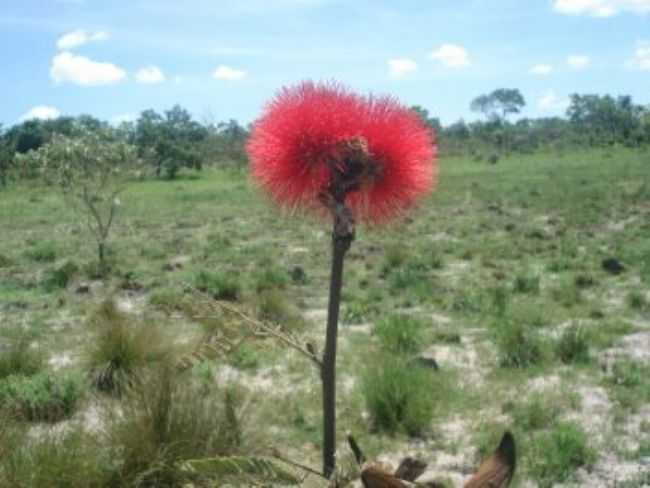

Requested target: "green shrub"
[
  {"left": 0, "top": 254, "right": 12, "bottom": 268},
  {"left": 42, "top": 260, "right": 79, "bottom": 292},
  {"left": 528, "top": 422, "right": 595, "bottom": 487},
  {"left": 555, "top": 326, "right": 590, "bottom": 364},
  {"left": 256, "top": 289, "right": 304, "bottom": 332},
  {"left": 149, "top": 287, "right": 186, "bottom": 312},
  {"left": 0, "top": 337, "right": 43, "bottom": 380},
  {"left": 513, "top": 272, "right": 540, "bottom": 295},
  {"left": 230, "top": 344, "right": 259, "bottom": 370},
  {"left": 194, "top": 270, "right": 241, "bottom": 301},
  {"left": 374, "top": 314, "right": 427, "bottom": 354},
  {"left": 362, "top": 357, "right": 434, "bottom": 436},
  {"left": 626, "top": 291, "right": 648, "bottom": 311},
  {"left": 382, "top": 244, "right": 409, "bottom": 274},
  {"left": 86, "top": 300, "right": 167, "bottom": 395},
  {"left": 0, "top": 372, "right": 84, "bottom": 422},
  {"left": 343, "top": 299, "right": 373, "bottom": 324},
  {"left": 605, "top": 361, "right": 650, "bottom": 411},
  {"left": 510, "top": 394, "right": 559, "bottom": 430},
  {"left": 492, "top": 317, "right": 544, "bottom": 368},
  {"left": 108, "top": 365, "right": 244, "bottom": 486},
  {"left": 253, "top": 266, "right": 289, "bottom": 293},
  {"left": 490, "top": 285, "right": 510, "bottom": 317},
  {"left": 24, "top": 241, "right": 57, "bottom": 263},
  {"left": 387, "top": 263, "right": 433, "bottom": 302}
]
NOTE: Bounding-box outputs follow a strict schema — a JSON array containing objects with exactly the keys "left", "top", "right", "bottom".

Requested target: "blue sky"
[{"left": 1, "top": 0, "right": 649, "bottom": 127}]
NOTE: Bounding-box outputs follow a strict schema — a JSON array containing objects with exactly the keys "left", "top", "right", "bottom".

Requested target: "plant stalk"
[{"left": 321, "top": 205, "right": 354, "bottom": 478}]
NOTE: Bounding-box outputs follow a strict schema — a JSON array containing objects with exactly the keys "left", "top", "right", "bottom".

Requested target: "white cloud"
[
  {"left": 388, "top": 58, "right": 417, "bottom": 79},
  {"left": 567, "top": 55, "right": 591, "bottom": 70},
  {"left": 56, "top": 30, "right": 109, "bottom": 50},
  {"left": 430, "top": 44, "right": 470, "bottom": 68},
  {"left": 50, "top": 51, "right": 127, "bottom": 86},
  {"left": 20, "top": 105, "right": 61, "bottom": 122},
  {"left": 212, "top": 65, "right": 246, "bottom": 81},
  {"left": 626, "top": 41, "right": 650, "bottom": 70},
  {"left": 538, "top": 90, "right": 570, "bottom": 112},
  {"left": 529, "top": 64, "right": 553, "bottom": 75},
  {"left": 553, "top": 0, "right": 650, "bottom": 17},
  {"left": 135, "top": 65, "right": 166, "bottom": 84}
]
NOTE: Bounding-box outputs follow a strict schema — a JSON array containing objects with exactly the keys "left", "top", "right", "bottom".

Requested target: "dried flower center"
[{"left": 328, "top": 136, "right": 381, "bottom": 196}]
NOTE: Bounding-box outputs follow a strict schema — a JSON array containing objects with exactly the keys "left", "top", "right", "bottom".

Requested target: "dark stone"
[
  {"left": 415, "top": 357, "right": 439, "bottom": 371},
  {"left": 602, "top": 257, "right": 625, "bottom": 275},
  {"left": 76, "top": 283, "right": 90, "bottom": 294},
  {"left": 290, "top": 266, "right": 307, "bottom": 284}
]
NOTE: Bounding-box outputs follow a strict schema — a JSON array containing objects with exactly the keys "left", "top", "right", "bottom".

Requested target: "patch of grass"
[
  {"left": 590, "top": 320, "right": 634, "bottom": 349},
  {"left": 194, "top": 270, "right": 241, "bottom": 301},
  {"left": 509, "top": 394, "right": 560, "bottom": 431},
  {"left": 0, "top": 253, "right": 12, "bottom": 268},
  {"left": 107, "top": 365, "right": 245, "bottom": 486},
  {"left": 450, "top": 288, "right": 486, "bottom": 315},
  {"left": 374, "top": 314, "right": 427, "bottom": 354},
  {"left": 513, "top": 271, "right": 540, "bottom": 295},
  {"left": 253, "top": 265, "right": 289, "bottom": 293},
  {"left": 149, "top": 286, "right": 186, "bottom": 312},
  {"left": 42, "top": 260, "right": 79, "bottom": 292},
  {"left": 528, "top": 422, "right": 596, "bottom": 488},
  {"left": 343, "top": 298, "right": 374, "bottom": 324},
  {"left": 626, "top": 290, "right": 649, "bottom": 312},
  {"left": 491, "top": 316, "right": 545, "bottom": 368},
  {"left": 86, "top": 300, "right": 167, "bottom": 395},
  {"left": 362, "top": 357, "right": 435, "bottom": 436},
  {"left": 255, "top": 289, "right": 305, "bottom": 332},
  {"left": 605, "top": 360, "right": 650, "bottom": 411},
  {"left": 0, "top": 337, "right": 43, "bottom": 380},
  {"left": 550, "top": 277, "right": 582, "bottom": 308},
  {"left": 0, "top": 371, "right": 84, "bottom": 422},
  {"left": 381, "top": 244, "right": 409, "bottom": 274},
  {"left": 387, "top": 263, "right": 433, "bottom": 303},
  {"left": 23, "top": 241, "right": 57, "bottom": 263},
  {"left": 555, "top": 325, "right": 591, "bottom": 364},
  {"left": 574, "top": 273, "right": 596, "bottom": 289},
  {"left": 230, "top": 344, "right": 259, "bottom": 370},
  {"left": 0, "top": 425, "right": 113, "bottom": 487}
]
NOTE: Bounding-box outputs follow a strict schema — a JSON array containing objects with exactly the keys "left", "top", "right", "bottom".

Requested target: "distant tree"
[
  {"left": 216, "top": 119, "right": 249, "bottom": 164},
  {"left": 567, "top": 94, "right": 644, "bottom": 144},
  {"left": 410, "top": 106, "right": 442, "bottom": 134},
  {"left": 16, "top": 129, "right": 138, "bottom": 270},
  {"left": 470, "top": 89, "right": 526, "bottom": 122},
  {"left": 5, "top": 120, "right": 48, "bottom": 154},
  {"left": 134, "top": 105, "right": 208, "bottom": 179},
  {"left": 0, "top": 125, "right": 11, "bottom": 187}
]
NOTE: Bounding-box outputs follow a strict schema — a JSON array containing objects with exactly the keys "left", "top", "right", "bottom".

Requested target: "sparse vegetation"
[
  {"left": 1, "top": 144, "right": 649, "bottom": 484},
  {"left": 362, "top": 357, "right": 435, "bottom": 436},
  {"left": 0, "top": 372, "right": 84, "bottom": 422},
  {"left": 527, "top": 422, "right": 595, "bottom": 487},
  {"left": 373, "top": 314, "right": 427, "bottom": 354},
  {"left": 85, "top": 300, "right": 167, "bottom": 394}
]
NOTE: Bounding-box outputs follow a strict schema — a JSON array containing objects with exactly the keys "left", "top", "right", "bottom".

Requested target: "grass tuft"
[{"left": 362, "top": 357, "right": 435, "bottom": 436}]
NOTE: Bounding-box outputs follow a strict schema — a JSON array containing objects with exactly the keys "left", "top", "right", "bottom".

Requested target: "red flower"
[{"left": 247, "top": 81, "right": 437, "bottom": 224}]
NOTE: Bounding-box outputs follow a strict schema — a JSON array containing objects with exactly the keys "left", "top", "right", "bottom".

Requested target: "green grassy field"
[{"left": 1, "top": 147, "right": 649, "bottom": 486}]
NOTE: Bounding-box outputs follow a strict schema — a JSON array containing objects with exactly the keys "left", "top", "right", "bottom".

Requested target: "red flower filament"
[{"left": 247, "top": 81, "right": 437, "bottom": 224}]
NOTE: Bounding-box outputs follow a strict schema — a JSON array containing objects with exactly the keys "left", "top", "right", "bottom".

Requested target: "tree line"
[
  {"left": 0, "top": 105, "right": 248, "bottom": 186},
  {"left": 413, "top": 90, "right": 650, "bottom": 158},
  {"left": 2, "top": 91, "right": 650, "bottom": 188}
]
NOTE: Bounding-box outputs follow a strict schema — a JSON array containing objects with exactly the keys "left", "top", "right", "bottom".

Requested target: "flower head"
[{"left": 247, "top": 81, "right": 437, "bottom": 224}]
